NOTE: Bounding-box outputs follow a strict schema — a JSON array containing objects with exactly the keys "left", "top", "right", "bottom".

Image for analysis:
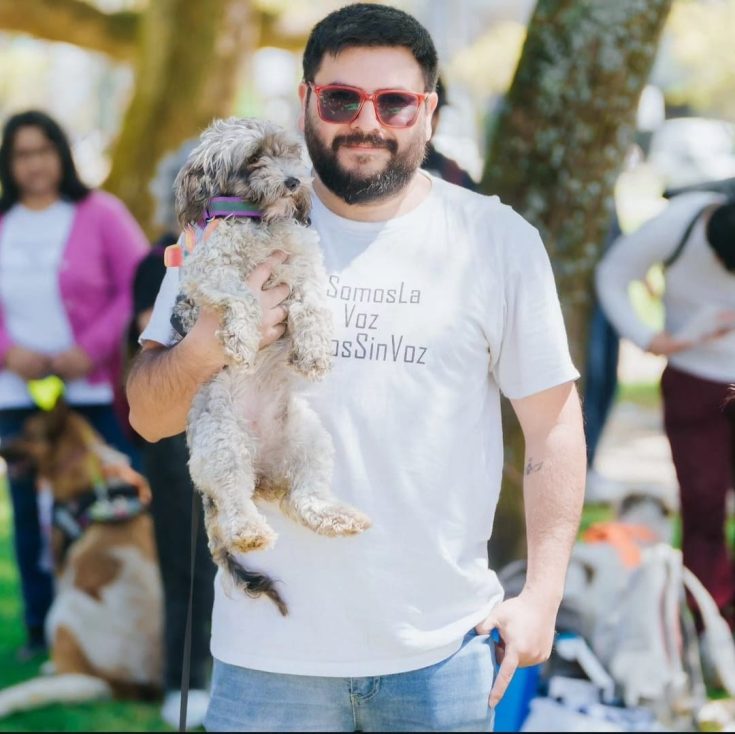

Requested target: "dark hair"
[
  {"left": 435, "top": 75, "right": 447, "bottom": 109},
  {"left": 0, "top": 110, "right": 90, "bottom": 213},
  {"left": 706, "top": 201, "right": 735, "bottom": 271},
  {"left": 302, "top": 3, "right": 439, "bottom": 92}
]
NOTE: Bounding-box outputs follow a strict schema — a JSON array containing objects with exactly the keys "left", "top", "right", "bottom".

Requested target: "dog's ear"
[
  {"left": 174, "top": 158, "right": 212, "bottom": 227},
  {"left": 293, "top": 186, "right": 312, "bottom": 226},
  {"left": 0, "top": 437, "right": 35, "bottom": 465}
]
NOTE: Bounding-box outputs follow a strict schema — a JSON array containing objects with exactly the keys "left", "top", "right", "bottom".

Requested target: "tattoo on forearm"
[{"left": 525, "top": 457, "right": 544, "bottom": 476}]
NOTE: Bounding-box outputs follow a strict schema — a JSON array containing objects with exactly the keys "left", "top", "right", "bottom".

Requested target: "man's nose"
[{"left": 351, "top": 98, "right": 381, "bottom": 130}]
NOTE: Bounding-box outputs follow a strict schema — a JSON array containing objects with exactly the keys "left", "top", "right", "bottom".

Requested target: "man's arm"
[
  {"left": 476, "top": 380, "right": 585, "bottom": 707},
  {"left": 127, "top": 253, "right": 290, "bottom": 443}
]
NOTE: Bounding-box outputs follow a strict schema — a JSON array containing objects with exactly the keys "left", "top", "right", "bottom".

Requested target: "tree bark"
[
  {"left": 0, "top": 0, "right": 138, "bottom": 62},
  {"left": 482, "top": 0, "right": 673, "bottom": 568},
  {"left": 103, "top": 0, "right": 258, "bottom": 234}
]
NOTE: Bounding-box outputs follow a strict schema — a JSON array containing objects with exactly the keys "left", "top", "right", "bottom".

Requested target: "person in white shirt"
[
  {"left": 596, "top": 192, "right": 735, "bottom": 629},
  {"left": 127, "top": 4, "right": 586, "bottom": 731}
]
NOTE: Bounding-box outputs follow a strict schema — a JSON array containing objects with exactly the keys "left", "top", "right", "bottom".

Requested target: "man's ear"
[
  {"left": 297, "top": 82, "right": 310, "bottom": 133},
  {"left": 424, "top": 92, "right": 439, "bottom": 142}
]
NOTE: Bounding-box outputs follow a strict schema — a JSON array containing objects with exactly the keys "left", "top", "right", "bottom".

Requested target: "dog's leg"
[
  {"left": 193, "top": 275, "right": 263, "bottom": 369},
  {"left": 278, "top": 397, "right": 371, "bottom": 536},
  {"left": 187, "top": 377, "right": 276, "bottom": 552},
  {"left": 182, "top": 256, "right": 262, "bottom": 369},
  {"left": 279, "top": 243, "right": 334, "bottom": 381},
  {"left": 265, "top": 223, "right": 333, "bottom": 381},
  {"left": 286, "top": 288, "right": 333, "bottom": 381}
]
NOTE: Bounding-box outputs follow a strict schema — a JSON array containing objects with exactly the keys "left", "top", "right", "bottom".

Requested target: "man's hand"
[
  {"left": 5, "top": 346, "right": 52, "bottom": 381},
  {"left": 476, "top": 590, "right": 558, "bottom": 708},
  {"left": 648, "top": 331, "right": 693, "bottom": 356},
  {"left": 52, "top": 346, "right": 93, "bottom": 381}
]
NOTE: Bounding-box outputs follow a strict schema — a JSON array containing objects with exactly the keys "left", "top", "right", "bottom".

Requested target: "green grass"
[
  {"left": 617, "top": 380, "right": 661, "bottom": 409},
  {"left": 0, "top": 478, "right": 171, "bottom": 732}
]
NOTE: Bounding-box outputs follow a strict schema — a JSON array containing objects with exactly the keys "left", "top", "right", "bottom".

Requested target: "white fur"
[
  {"left": 46, "top": 545, "right": 162, "bottom": 685},
  {"left": 0, "top": 674, "right": 112, "bottom": 718}
]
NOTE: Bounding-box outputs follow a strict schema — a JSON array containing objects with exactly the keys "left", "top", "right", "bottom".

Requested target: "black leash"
[{"left": 179, "top": 488, "right": 200, "bottom": 732}]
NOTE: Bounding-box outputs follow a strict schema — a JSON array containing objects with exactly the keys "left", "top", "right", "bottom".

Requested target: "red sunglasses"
[{"left": 308, "top": 83, "right": 429, "bottom": 129}]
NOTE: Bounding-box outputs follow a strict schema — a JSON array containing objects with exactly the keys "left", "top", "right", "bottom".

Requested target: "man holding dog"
[{"left": 128, "top": 4, "right": 586, "bottom": 731}]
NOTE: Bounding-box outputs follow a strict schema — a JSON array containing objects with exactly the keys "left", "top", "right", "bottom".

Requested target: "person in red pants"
[{"left": 596, "top": 191, "right": 735, "bottom": 627}]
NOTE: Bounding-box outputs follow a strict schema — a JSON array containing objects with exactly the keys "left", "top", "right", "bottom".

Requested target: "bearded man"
[{"left": 127, "top": 4, "right": 586, "bottom": 731}]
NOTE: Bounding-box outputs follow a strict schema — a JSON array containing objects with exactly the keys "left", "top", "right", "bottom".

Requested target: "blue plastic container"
[{"left": 492, "top": 662, "right": 542, "bottom": 732}]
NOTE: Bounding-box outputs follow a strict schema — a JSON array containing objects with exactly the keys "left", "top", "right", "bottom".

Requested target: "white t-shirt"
[
  {"left": 141, "top": 175, "right": 578, "bottom": 676},
  {"left": 0, "top": 201, "right": 113, "bottom": 408},
  {"left": 596, "top": 191, "right": 735, "bottom": 383}
]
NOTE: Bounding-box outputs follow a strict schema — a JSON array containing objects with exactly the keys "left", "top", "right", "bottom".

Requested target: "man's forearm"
[
  {"left": 521, "top": 403, "right": 586, "bottom": 606},
  {"left": 127, "top": 337, "right": 223, "bottom": 442}
]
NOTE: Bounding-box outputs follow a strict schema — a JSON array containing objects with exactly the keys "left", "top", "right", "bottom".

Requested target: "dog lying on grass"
[{"left": 0, "top": 402, "right": 162, "bottom": 717}]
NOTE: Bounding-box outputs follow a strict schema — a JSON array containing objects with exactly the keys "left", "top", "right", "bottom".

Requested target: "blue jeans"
[
  {"left": 0, "top": 402, "right": 137, "bottom": 641},
  {"left": 204, "top": 631, "right": 496, "bottom": 732}
]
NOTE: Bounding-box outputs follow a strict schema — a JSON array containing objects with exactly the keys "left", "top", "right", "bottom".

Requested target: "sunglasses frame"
[{"left": 308, "top": 83, "right": 429, "bottom": 129}]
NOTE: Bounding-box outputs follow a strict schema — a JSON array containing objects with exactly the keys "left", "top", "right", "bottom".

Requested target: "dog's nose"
[{"left": 284, "top": 177, "right": 300, "bottom": 191}]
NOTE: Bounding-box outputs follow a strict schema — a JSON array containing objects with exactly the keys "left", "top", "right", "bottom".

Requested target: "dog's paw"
[
  {"left": 287, "top": 497, "right": 371, "bottom": 537},
  {"left": 288, "top": 350, "right": 332, "bottom": 381},
  {"left": 228, "top": 519, "right": 278, "bottom": 553},
  {"left": 218, "top": 330, "right": 257, "bottom": 368}
]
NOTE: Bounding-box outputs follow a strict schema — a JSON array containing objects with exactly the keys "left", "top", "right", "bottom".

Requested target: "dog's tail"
[
  {"left": 224, "top": 553, "right": 289, "bottom": 616},
  {"left": 0, "top": 674, "right": 112, "bottom": 718}
]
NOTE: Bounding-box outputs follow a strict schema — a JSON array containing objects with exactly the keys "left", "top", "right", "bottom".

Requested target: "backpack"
[{"left": 500, "top": 538, "right": 735, "bottom": 730}]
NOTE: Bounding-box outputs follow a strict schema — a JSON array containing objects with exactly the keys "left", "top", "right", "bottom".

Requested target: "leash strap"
[
  {"left": 179, "top": 488, "right": 200, "bottom": 732},
  {"left": 663, "top": 204, "right": 715, "bottom": 269}
]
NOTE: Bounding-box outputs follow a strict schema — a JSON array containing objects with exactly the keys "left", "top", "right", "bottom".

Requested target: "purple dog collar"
[{"left": 198, "top": 197, "right": 262, "bottom": 226}]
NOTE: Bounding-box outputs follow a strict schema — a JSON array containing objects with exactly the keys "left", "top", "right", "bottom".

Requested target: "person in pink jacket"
[{"left": 0, "top": 110, "right": 148, "bottom": 660}]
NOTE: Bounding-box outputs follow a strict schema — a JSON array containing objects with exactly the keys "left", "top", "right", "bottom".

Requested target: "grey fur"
[{"left": 174, "top": 118, "right": 371, "bottom": 609}]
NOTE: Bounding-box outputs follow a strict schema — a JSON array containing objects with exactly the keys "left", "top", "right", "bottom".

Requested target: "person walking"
[
  {"left": 127, "top": 5, "right": 586, "bottom": 731},
  {"left": 0, "top": 110, "right": 148, "bottom": 659},
  {"left": 596, "top": 190, "right": 735, "bottom": 628}
]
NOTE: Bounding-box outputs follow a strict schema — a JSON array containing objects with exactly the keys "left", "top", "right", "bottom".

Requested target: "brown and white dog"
[{"left": 0, "top": 402, "right": 162, "bottom": 717}]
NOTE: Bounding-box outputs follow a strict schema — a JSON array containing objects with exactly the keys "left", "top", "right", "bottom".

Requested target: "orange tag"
[{"left": 164, "top": 244, "right": 183, "bottom": 267}]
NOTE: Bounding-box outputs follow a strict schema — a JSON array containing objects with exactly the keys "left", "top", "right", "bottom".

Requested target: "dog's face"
[
  {"left": 0, "top": 404, "right": 147, "bottom": 505},
  {"left": 174, "top": 117, "right": 312, "bottom": 227}
]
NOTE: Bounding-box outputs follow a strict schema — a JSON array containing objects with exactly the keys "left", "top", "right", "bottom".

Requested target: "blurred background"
[{"left": 0, "top": 0, "right": 734, "bottom": 731}]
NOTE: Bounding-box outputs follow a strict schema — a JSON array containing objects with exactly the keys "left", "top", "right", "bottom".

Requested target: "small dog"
[
  {"left": 172, "top": 118, "right": 370, "bottom": 614},
  {"left": 0, "top": 402, "right": 162, "bottom": 717}
]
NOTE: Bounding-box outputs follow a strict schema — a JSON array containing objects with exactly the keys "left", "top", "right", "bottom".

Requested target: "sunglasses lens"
[
  {"left": 376, "top": 92, "right": 420, "bottom": 127},
  {"left": 318, "top": 88, "right": 363, "bottom": 122}
]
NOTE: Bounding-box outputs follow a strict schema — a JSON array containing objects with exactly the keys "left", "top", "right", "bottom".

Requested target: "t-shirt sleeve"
[
  {"left": 139, "top": 267, "right": 180, "bottom": 347},
  {"left": 490, "top": 212, "right": 579, "bottom": 399}
]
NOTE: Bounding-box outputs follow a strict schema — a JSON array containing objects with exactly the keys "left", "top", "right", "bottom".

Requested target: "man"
[
  {"left": 596, "top": 191, "right": 735, "bottom": 629},
  {"left": 128, "top": 4, "right": 585, "bottom": 731}
]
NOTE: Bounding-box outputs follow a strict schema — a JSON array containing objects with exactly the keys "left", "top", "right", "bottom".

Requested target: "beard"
[{"left": 304, "top": 113, "right": 427, "bottom": 205}]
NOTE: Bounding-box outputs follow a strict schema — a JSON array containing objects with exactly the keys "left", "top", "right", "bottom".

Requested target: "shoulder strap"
[{"left": 663, "top": 205, "right": 711, "bottom": 269}]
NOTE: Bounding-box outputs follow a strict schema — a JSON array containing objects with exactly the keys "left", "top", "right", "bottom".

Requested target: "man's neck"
[
  {"left": 313, "top": 170, "right": 431, "bottom": 222},
  {"left": 20, "top": 192, "right": 60, "bottom": 211}
]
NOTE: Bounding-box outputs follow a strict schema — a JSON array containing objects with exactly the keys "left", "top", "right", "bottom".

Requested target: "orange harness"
[
  {"left": 582, "top": 522, "right": 658, "bottom": 568},
  {"left": 163, "top": 220, "right": 222, "bottom": 268}
]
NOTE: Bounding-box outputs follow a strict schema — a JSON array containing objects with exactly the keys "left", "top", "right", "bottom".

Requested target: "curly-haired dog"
[
  {"left": 0, "top": 402, "right": 162, "bottom": 716},
  {"left": 171, "top": 117, "right": 371, "bottom": 614}
]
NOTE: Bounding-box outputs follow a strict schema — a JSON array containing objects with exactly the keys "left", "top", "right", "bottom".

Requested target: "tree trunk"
[
  {"left": 482, "top": 0, "right": 672, "bottom": 568},
  {"left": 103, "top": 0, "right": 258, "bottom": 235}
]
